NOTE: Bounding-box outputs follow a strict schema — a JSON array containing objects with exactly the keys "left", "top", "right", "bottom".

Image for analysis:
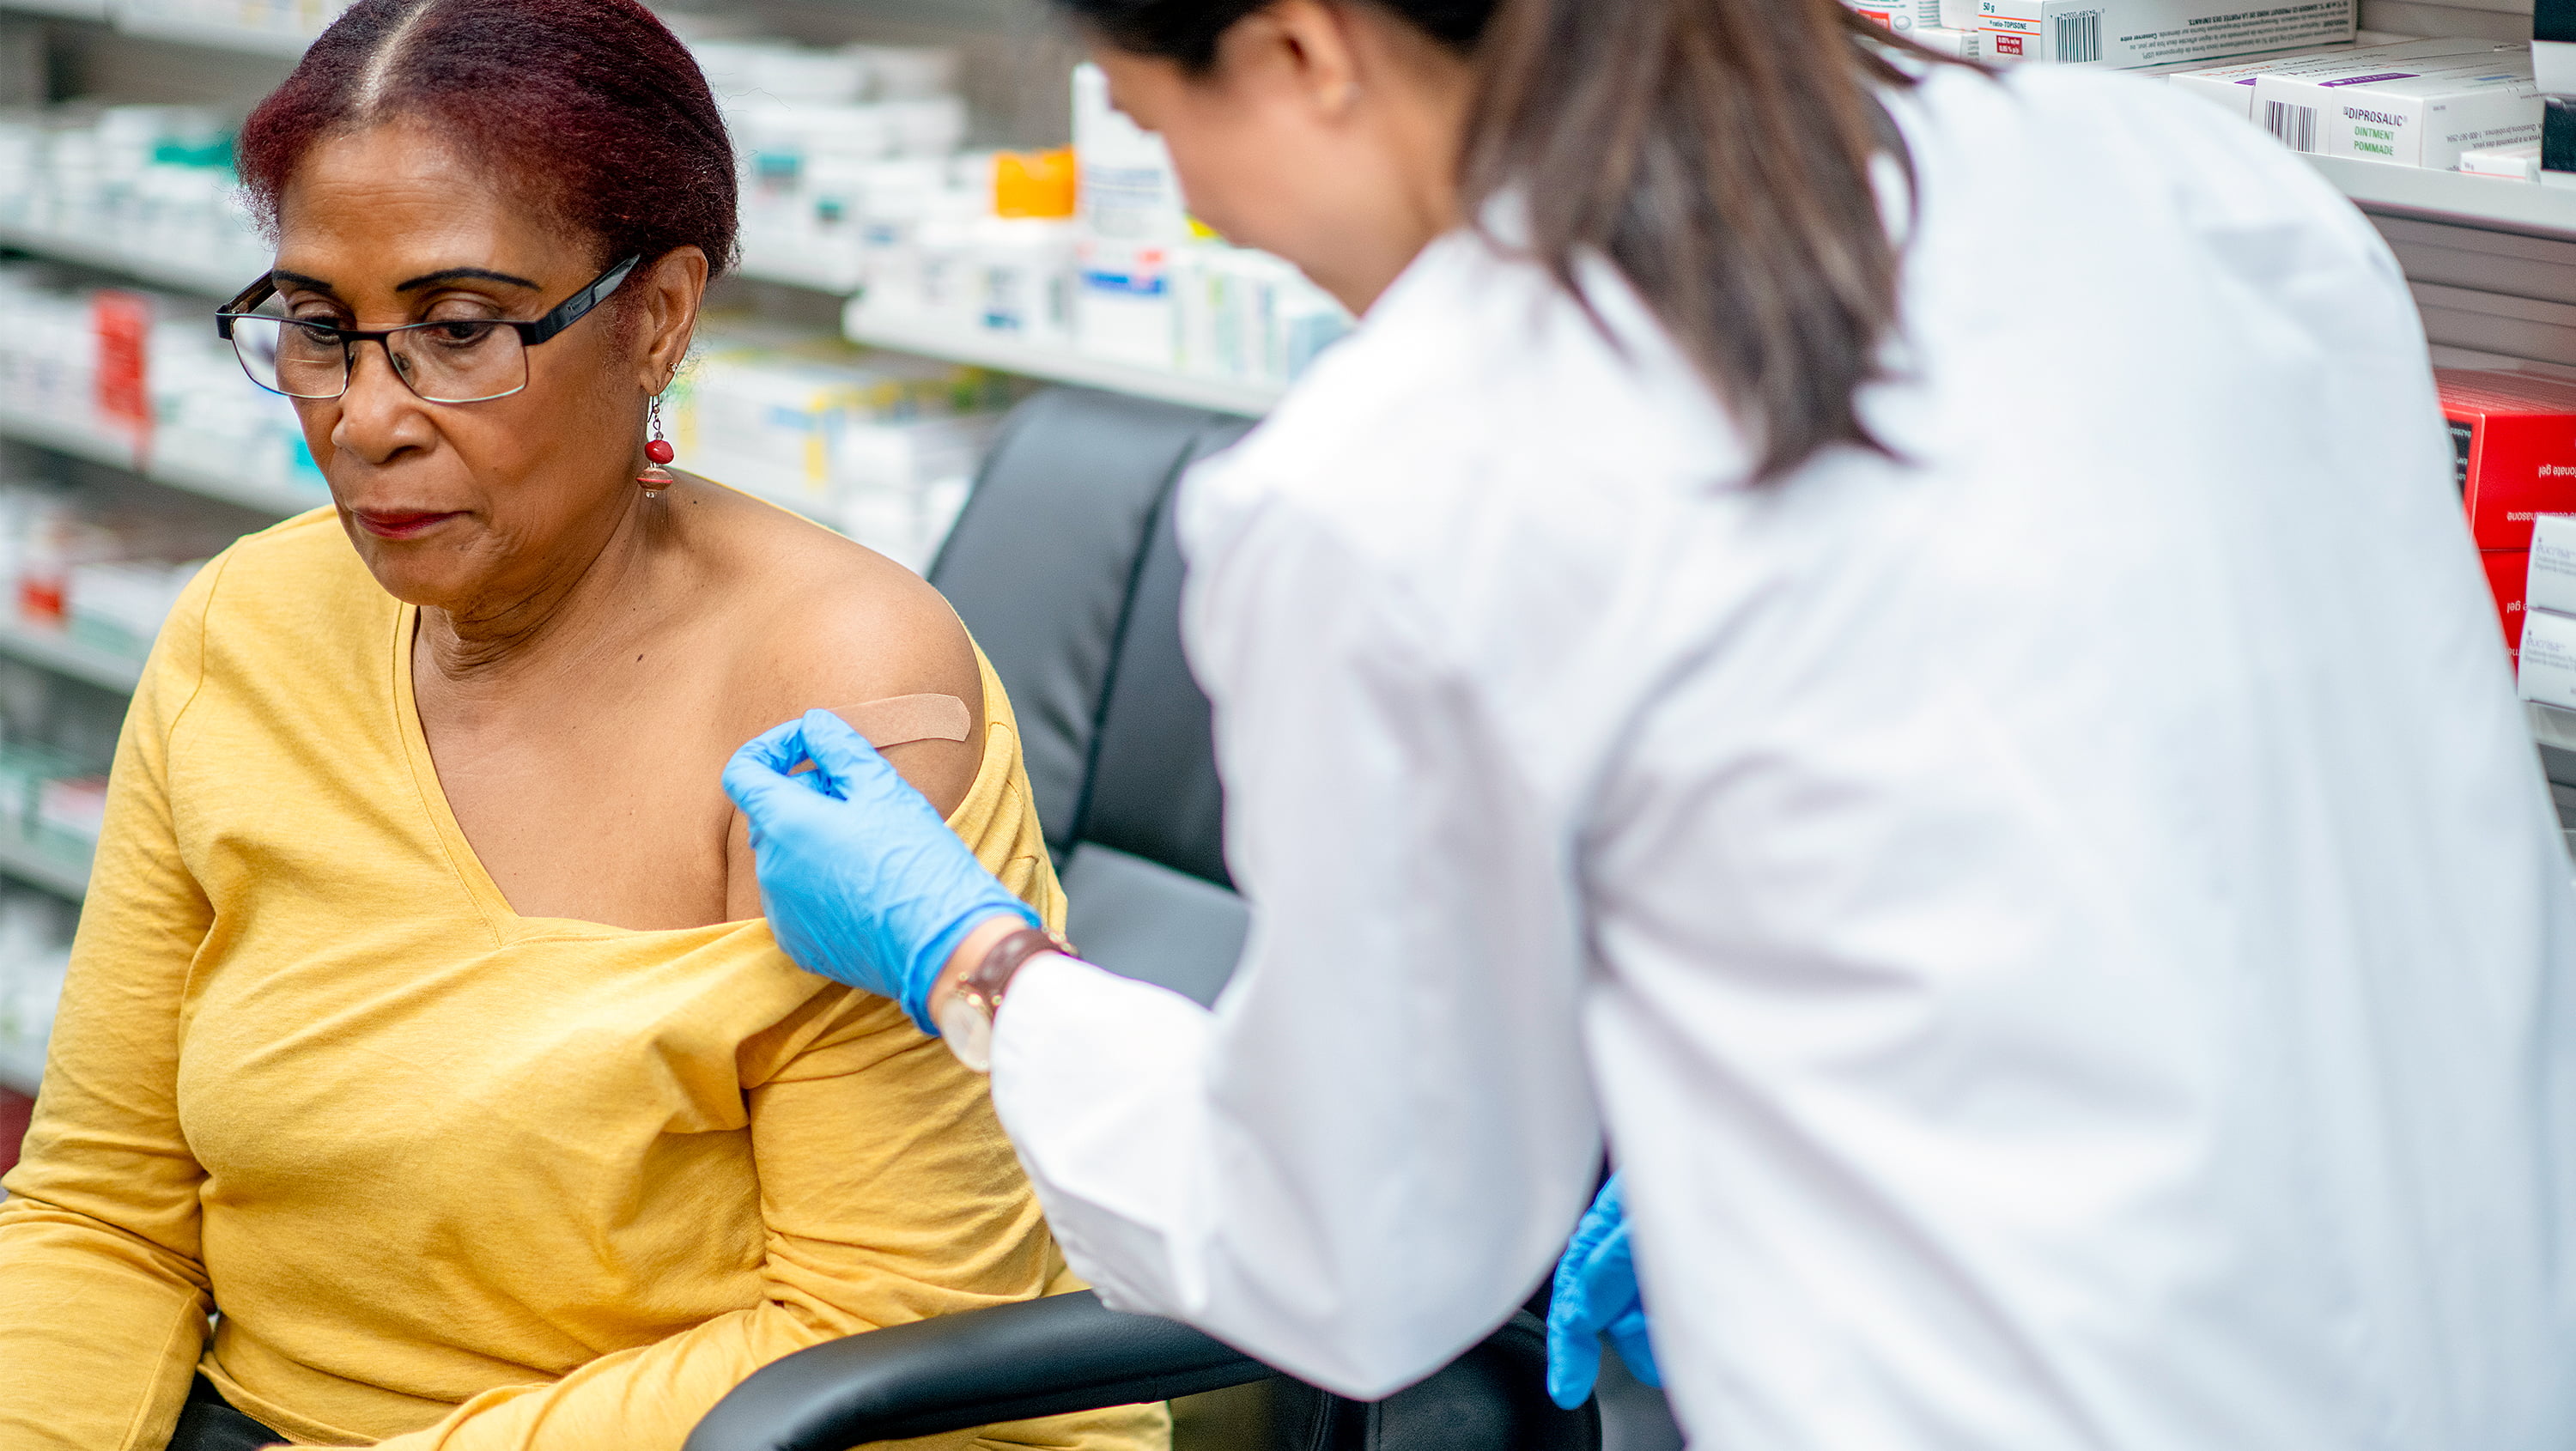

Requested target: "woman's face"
[
  {"left": 270, "top": 121, "right": 702, "bottom": 616},
  {"left": 1092, "top": 0, "right": 1473, "bottom": 315}
]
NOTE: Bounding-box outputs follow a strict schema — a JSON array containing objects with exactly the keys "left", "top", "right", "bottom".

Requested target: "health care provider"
[{"left": 724, "top": 0, "right": 2576, "bottom": 1443}]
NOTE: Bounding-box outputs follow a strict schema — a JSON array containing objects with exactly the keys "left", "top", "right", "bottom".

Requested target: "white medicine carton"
[
  {"left": 2251, "top": 54, "right": 2539, "bottom": 169},
  {"left": 2529, "top": 515, "right": 2576, "bottom": 619},
  {"left": 2163, "top": 38, "right": 2518, "bottom": 118},
  {"left": 2520, "top": 603, "right": 2576, "bottom": 711},
  {"left": 1970, "top": 0, "right": 2352, "bottom": 68}
]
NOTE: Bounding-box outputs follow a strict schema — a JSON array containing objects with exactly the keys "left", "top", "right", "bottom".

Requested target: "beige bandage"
[{"left": 787, "top": 695, "right": 975, "bottom": 775}]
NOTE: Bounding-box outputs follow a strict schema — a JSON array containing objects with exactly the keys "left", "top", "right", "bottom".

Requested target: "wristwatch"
[{"left": 936, "top": 926, "right": 1065, "bottom": 1072}]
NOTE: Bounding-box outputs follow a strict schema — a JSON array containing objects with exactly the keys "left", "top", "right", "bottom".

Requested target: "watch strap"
[{"left": 957, "top": 926, "right": 1063, "bottom": 1014}]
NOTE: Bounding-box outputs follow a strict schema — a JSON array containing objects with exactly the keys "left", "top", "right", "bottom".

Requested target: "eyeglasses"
[{"left": 215, "top": 255, "right": 641, "bottom": 404}]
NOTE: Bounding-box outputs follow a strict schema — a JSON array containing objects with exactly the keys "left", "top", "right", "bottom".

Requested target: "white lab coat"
[{"left": 988, "top": 60, "right": 2576, "bottom": 1449}]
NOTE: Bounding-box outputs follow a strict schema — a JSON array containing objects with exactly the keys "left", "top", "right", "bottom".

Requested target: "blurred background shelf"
[
  {"left": 0, "top": 220, "right": 247, "bottom": 296},
  {"left": 846, "top": 307, "right": 1283, "bottom": 416},
  {"left": 0, "top": 0, "right": 108, "bottom": 21},
  {"left": 2310, "top": 155, "right": 2576, "bottom": 242},
  {"left": 0, "top": 1029, "right": 43, "bottom": 1097},
  {"left": 0, "top": 619, "right": 141, "bottom": 693},
  {"left": 0, "top": 405, "right": 318, "bottom": 517},
  {"left": 108, "top": 9, "right": 313, "bottom": 55},
  {"left": 0, "top": 829, "right": 89, "bottom": 901}
]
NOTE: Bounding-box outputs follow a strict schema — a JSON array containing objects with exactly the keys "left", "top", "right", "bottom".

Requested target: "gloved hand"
[
  {"left": 722, "top": 709, "right": 1037, "bottom": 1030},
  {"left": 1546, "top": 1173, "right": 1661, "bottom": 1410}
]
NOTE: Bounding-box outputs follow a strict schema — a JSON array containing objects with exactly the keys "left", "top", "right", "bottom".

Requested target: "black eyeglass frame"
[{"left": 214, "top": 253, "right": 642, "bottom": 403}]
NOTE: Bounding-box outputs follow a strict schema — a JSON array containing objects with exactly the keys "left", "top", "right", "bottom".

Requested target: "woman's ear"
[{"left": 637, "top": 245, "right": 709, "bottom": 389}]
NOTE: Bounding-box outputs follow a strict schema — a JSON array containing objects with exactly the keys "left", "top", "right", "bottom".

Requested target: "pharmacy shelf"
[
  {"left": 0, "top": 1030, "right": 42, "bottom": 1099},
  {"left": 734, "top": 251, "right": 866, "bottom": 297},
  {"left": 2310, "top": 155, "right": 2576, "bottom": 243},
  {"left": 0, "top": 404, "right": 319, "bottom": 517},
  {"left": 0, "top": 220, "right": 249, "bottom": 297},
  {"left": 110, "top": 9, "right": 313, "bottom": 55},
  {"left": 0, "top": 621, "right": 141, "bottom": 693},
  {"left": 845, "top": 306, "right": 1285, "bottom": 416},
  {"left": 0, "top": 830, "right": 88, "bottom": 902},
  {"left": 0, "top": 0, "right": 108, "bottom": 18}
]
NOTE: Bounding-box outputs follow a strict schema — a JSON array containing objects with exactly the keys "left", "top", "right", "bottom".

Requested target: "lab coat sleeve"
[{"left": 989, "top": 493, "right": 1606, "bottom": 1399}]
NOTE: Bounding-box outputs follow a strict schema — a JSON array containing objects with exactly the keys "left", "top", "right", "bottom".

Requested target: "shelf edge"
[
  {"left": 0, "top": 624, "right": 143, "bottom": 693},
  {"left": 846, "top": 306, "right": 1282, "bottom": 416}
]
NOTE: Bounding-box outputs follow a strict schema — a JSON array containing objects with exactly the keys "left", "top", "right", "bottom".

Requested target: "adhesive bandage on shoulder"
[
  {"left": 833, "top": 694, "right": 974, "bottom": 749},
  {"left": 783, "top": 695, "right": 975, "bottom": 780}
]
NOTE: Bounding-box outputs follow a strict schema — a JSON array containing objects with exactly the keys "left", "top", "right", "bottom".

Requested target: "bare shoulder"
[{"left": 683, "top": 482, "right": 985, "bottom": 807}]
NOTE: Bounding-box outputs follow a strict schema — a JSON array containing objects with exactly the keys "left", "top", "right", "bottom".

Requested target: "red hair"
[{"left": 236, "top": 0, "right": 737, "bottom": 279}]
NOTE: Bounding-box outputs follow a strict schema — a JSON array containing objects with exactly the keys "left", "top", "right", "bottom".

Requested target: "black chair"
[{"left": 687, "top": 387, "right": 1601, "bottom": 1451}]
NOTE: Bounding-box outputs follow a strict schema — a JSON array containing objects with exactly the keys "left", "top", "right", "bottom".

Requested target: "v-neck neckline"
[{"left": 388, "top": 601, "right": 762, "bottom": 947}]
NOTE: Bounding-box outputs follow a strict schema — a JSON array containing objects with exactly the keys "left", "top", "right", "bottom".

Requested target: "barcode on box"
[
  {"left": 2053, "top": 11, "right": 2100, "bottom": 62},
  {"left": 2264, "top": 100, "right": 2320, "bottom": 151}
]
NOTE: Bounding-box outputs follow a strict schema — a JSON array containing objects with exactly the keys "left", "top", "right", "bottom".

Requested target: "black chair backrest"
[{"left": 931, "top": 388, "right": 1253, "bottom": 1006}]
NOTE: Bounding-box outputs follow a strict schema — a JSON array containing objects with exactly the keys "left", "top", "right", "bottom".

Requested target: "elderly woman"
[{"left": 0, "top": 3, "right": 1163, "bottom": 1450}]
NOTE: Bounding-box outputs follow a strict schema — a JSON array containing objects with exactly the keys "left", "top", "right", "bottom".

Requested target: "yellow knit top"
[{"left": 0, "top": 511, "right": 1165, "bottom": 1451}]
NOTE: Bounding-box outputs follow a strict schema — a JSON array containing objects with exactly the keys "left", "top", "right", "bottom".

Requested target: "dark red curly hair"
[{"left": 236, "top": 0, "right": 737, "bottom": 280}]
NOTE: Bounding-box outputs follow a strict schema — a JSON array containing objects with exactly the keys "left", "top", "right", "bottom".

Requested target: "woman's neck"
[{"left": 416, "top": 496, "right": 671, "bottom": 690}]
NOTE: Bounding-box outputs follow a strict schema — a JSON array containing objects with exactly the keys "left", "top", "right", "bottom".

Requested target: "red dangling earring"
[{"left": 638, "top": 391, "right": 676, "bottom": 497}]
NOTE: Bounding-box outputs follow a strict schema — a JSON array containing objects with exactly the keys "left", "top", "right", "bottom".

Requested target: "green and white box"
[
  {"left": 1971, "top": 0, "right": 2352, "bottom": 68},
  {"left": 2251, "top": 54, "right": 2539, "bottom": 168}
]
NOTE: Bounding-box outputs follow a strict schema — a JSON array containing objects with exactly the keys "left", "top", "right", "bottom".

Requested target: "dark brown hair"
[
  {"left": 235, "top": 0, "right": 738, "bottom": 282},
  {"left": 1054, "top": 0, "right": 1958, "bottom": 481}
]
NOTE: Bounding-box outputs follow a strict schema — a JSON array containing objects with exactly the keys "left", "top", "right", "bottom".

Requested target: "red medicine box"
[
  {"left": 2438, "top": 369, "right": 2576, "bottom": 551},
  {"left": 2487, "top": 549, "right": 2530, "bottom": 662}
]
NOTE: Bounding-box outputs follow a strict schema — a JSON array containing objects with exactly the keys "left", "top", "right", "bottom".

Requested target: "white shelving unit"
[
  {"left": 0, "top": 0, "right": 106, "bottom": 20},
  {"left": 845, "top": 305, "right": 1285, "bottom": 416},
  {"left": 2308, "top": 156, "right": 2576, "bottom": 242},
  {"left": 0, "top": 403, "right": 323, "bottom": 517},
  {"left": 0, "top": 0, "right": 315, "bottom": 53},
  {"left": 0, "top": 829, "right": 89, "bottom": 901},
  {"left": 0, "top": 619, "right": 142, "bottom": 693},
  {"left": 109, "top": 9, "right": 312, "bottom": 56},
  {"left": 0, "top": 1028, "right": 44, "bottom": 1097},
  {"left": 0, "top": 220, "right": 248, "bottom": 297}
]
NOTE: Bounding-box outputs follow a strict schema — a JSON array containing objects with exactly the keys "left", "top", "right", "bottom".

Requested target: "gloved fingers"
[
  {"left": 1554, "top": 1176, "right": 1625, "bottom": 1304},
  {"left": 723, "top": 736, "right": 839, "bottom": 829},
  {"left": 1605, "top": 1305, "right": 1662, "bottom": 1388},
  {"left": 797, "top": 708, "right": 910, "bottom": 802},
  {"left": 1544, "top": 1295, "right": 1607, "bottom": 1410},
  {"left": 723, "top": 744, "right": 808, "bottom": 823},
  {"left": 732, "top": 716, "right": 812, "bottom": 776}
]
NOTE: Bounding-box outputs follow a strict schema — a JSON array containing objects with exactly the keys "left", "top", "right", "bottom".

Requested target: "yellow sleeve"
[{"left": 0, "top": 558, "right": 228, "bottom": 1451}]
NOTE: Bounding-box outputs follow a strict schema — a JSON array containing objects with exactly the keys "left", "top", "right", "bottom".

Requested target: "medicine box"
[
  {"left": 2530, "top": 514, "right": 2576, "bottom": 618},
  {"left": 2251, "top": 55, "right": 2537, "bottom": 169},
  {"left": 2519, "top": 604, "right": 2576, "bottom": 709},
  {"left": 2164, "top": 39, "right": 2515, "bottom": 118},
  {"left": 2461, "top": 140, "right": 2543, "bottom": 179},
  {"left": 1969, "top": 0, "right": 2352, "bottom": 69},
  {"left": 2487, "top": 549, "right": 2530, "bottom": 659},
  {"left": 1847, "top": 0, "right": 1943, "bottom": 33},
  {"left": 2439, "top": 369, "right": 2576, "bottom": 551}
]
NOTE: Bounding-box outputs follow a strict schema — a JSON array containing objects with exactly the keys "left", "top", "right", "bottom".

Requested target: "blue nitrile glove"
[
  {"left": 1546, "top": 1174, "right": 1662, "bottom": 1409},
  {"left": 722, "top": 709, "right": 1037, "bottom": 1030}
]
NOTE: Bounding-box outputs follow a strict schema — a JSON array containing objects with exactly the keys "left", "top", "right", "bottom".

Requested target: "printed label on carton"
[
  {"left": 2255, "top": 58, "right": 2539, "bottom": 167},
  {"left": 2530, "top": 516, "right": 2576, "bottom": 618},
  {"left": 2518, "top": 606, "right": 2576, "bottom": 709},
  {"left": 1977, "top": 0, "right": 2352, "bottom": 68}
]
